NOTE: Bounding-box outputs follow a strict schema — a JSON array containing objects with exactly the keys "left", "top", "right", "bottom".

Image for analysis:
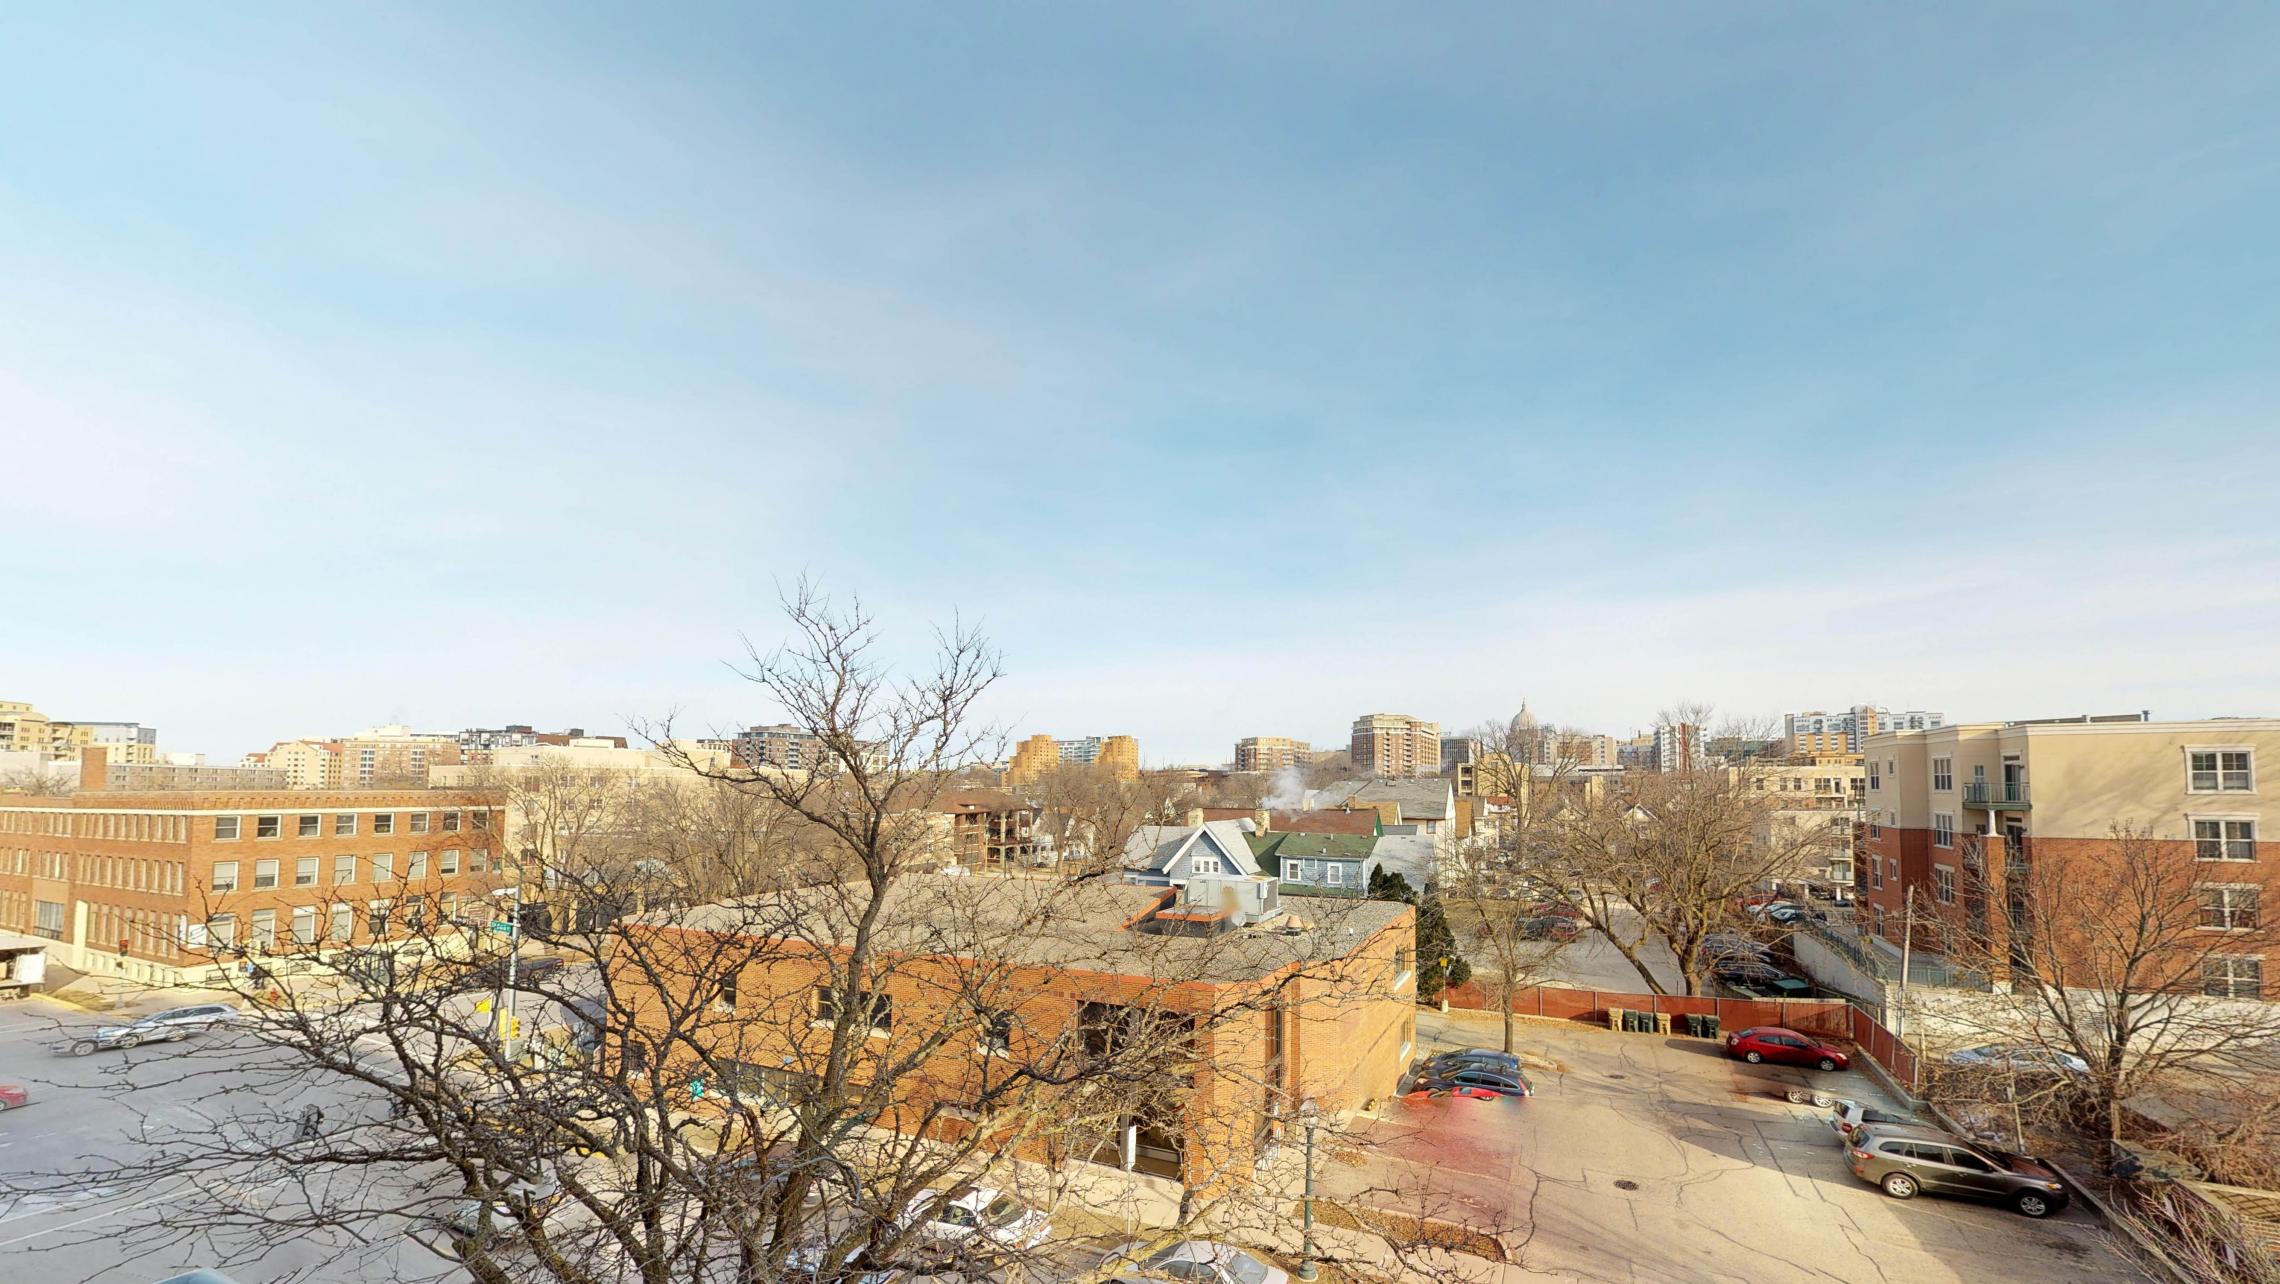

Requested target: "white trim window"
[
  {"left": 1326, "top": 861, "right": 1345, "bottom": 887},
  {"left": 2199, "top": 885, "right": 2260, "bottom": 931},
  {"left": 2205, "top": 955, "right": 2263, "bottom": 999},
  {"left": 1934, "top": 867, "right": 1957, "bottom": 904},
  {"left": 1933, "top": 813, "right": 1955, "bottom": 848},
  {"left": 1868, "top": 761, "right": 1881, "bottom": 791},
  {"left": 2194, "top": 818, "right": 2257, "bottom": 862},
  {"left": 214, "top": 816, "right": 241, "bottom": 841},
  {"left": 1189, "top": 855, "right": 1220, "bottom": 876},
  {"left": 2189, "top": 749, "right": 2255, "bottom": 794},
  {"left": 1931, "top": 757, "right": 1954, "bottom": 792}
]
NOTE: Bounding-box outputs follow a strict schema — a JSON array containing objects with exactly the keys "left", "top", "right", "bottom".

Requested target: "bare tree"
[
  {"left": 10, "top": 586, "right": 1499, "bottom": 1284},
  {"left": 1443, "top": 710, "right": 1579, "bottom": 1051},
  {"left": 1925, "top": 822, "right": 2280, "bottom": 1150}
]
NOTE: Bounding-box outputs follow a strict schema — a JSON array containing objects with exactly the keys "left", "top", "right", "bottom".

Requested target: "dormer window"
[{"left": 1191, "top": 855, "right": 1221, "bottom": 876}]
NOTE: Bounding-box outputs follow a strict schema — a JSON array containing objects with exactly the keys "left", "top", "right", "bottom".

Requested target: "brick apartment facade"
[
  {"left": 1233, "top": 737, "right": 1312, "bottom": 773},
  {"left": 931, "top": 788, "right": 1040, "bottom": 868},
  {"left": 0, "top": 749, "right": 503, "bottom": 987},
  {"left": 611, "top": 879, "right": 1415, "bottom": 1190},
  {"left": 1861, "top": 717, "right": 2280, "bottom": 998}
]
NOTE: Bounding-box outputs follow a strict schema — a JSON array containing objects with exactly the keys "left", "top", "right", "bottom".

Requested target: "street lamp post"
[{"left": 1296, "top": 1097, "right": 1319, "bottom": 1281}]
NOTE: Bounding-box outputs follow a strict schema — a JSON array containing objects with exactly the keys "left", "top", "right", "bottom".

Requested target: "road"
[{"left": 0, "top": 997, "right": 454, "bottom": 1284}]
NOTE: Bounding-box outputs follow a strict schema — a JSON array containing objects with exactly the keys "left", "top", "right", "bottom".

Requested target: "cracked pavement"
[{"left": 1327, "top": 1009, "right": 2145, "bottom": 1284}]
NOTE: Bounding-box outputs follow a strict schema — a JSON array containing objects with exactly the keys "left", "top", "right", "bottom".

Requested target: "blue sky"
[{"left": 4, "top": 5, "right": 2278, "bottom": 764}]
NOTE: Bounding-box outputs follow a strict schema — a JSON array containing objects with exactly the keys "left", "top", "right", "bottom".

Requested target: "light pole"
[{"left": 1296, "top": 1097, "right": 1319, "bottom": 1281}]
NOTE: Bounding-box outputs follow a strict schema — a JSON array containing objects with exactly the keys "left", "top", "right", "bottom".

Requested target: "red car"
[
  {"left": 0, "top": 1083, "right": 28, "bottom": 1110},
  {"left": 1725, "top": 1026, "right": 1849, "bottom": 1072}
]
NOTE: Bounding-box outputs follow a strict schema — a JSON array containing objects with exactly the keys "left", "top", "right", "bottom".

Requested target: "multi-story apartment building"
[
  {"left": 1751, "top": 758, "right": 1865, "bottom": 886},
  {"left": 1785, "top": 706, "right": 1945, "bottom": 758},
  {"left": 1007, "top": 734, "right": 1140, "bottom": 783},
  {"left": 102, "top": 761, "right": 288, "bottom": 791},
  {"left": 456, "top": 725, "right": 626, "bottom": 761},
  {"left": 929, "top": 788, "right": 1041, "bottom": 869},
  {"left": 1860, "top": 715, "right": 2280, "bottom": 996},
  {"left": 612, "top": 877, "right": 1413, "bottom": 1186},
  {"left": 1653, "top": 722, "right": 1711, "bottom": 773},
  {"left": 338, "top": 726, "right": 463, "bottom": 786},
  {"left": 1233, "top": 737, "right": 1312, "bottom": 773},
  {"left": 245, "top": 740, "right": 343, "bottom": 789},
  {"left": 0, "top": 702, "right": 160, "bottom": 764},
  {"left": 735, "top": 723, "right": 829, "bottom": 772},
  {"left": 1350, "top": 714, "right": 1439, "bottom": 779},
  {"left": 0, "top": 749, "right": 502, "bottom": 986}
]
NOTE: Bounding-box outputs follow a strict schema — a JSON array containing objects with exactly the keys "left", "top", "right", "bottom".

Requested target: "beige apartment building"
[
  {"left": 246, "top": 727, "right": 465, "bottom": 789},
  {"left": 1007, "top": 733, "right": 1140, "bottom": 783},
  {"left": 1350, "top": 713, "right": 1440, "bottom": 779},
  {"left": 1752, "top": 757, "right": 1864, "bottom": 886},
  {"left": 0, "top": 701, "right": 160, "bottom": 764},
  {"left": 1861, "top": 716, "right": 2280, "bottom": 997},
  {"left": 1234, "top": 736, "right": 1311, "bottom": 773}
]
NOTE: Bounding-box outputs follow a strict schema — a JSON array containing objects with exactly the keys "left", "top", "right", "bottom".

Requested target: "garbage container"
[
  {"left": 1606, "top": 1007, "right": 1624, "bottom": 1031},
  {"left": 1701, "top": 1013, "right": 1721, "bottom": 1040}
]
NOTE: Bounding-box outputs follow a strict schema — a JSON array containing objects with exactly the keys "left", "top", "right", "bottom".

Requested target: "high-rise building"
[
  {"left": 1235, "top": 737, "right": 1312, "bottom": 773},
  {"left": 1653, "top": 722, "right": 1711, "bottom": 773},
  {"left": 1007, "top": 733, "right": 1139, "bottom": 783},
  {"left": 733, "top": 723, "right": 829, "bottom": 772},
  {"left": 0, "top": 702, "right": 160, "bottom": 764},
  {"left": 1350, "top": 713, "right": 1440, "bottom": 779},
  {"left": 1785, "top": 706, "right": 1944, "bottom": 757}
]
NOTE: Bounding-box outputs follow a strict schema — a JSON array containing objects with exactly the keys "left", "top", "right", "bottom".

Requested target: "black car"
[{"left": 1404, "top": 1066, "right": 1533, "bottom": 1100}]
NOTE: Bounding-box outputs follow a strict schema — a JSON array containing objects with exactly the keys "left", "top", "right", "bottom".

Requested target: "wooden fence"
[{"left": 1443, "top": 982, "right": 1917, "bottom": 1086}]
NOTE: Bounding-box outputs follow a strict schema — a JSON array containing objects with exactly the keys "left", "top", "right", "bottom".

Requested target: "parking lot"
[{"left": 1339, "top": 1010, "right": 2146, "bottom": 1284}]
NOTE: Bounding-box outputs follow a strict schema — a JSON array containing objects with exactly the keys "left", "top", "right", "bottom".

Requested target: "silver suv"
[
  {"left": 1845, "top": 1123, "right": 2069, "bottom": 1217},
  {"left": 70, "top": 1004, "right": 239, "bottom": 1056}
]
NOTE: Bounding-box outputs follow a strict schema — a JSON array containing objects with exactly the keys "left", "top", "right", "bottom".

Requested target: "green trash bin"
[{"left": 1702, "top": 1013, "right": 1721, "bottom": 1040}]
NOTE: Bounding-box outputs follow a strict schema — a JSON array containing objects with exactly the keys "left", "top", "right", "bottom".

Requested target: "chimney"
[
  {"left": 1184, "top": 806, "right": 1204, "bottom": 828},
  {"left": 1253, "top": 808, "right": 1271, "bottom": 834},
  {"left": 81, "top": 745, "right": 109, "bottom": 791}
]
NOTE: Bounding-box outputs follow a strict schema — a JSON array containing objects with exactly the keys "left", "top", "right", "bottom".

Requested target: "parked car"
[
  {"left": 1723, "top": 1026, "right": 1850, "bottom": 1072},
  {"left": 1727, "top": 975, "right": 1816, "bottom": 1001},
  {"left": 1826, "top": 1098, "right": 1912, "bottom": 1145},
  {"left": 444, "top": 1174, "right": 563, "bottom": 1243},
  {"left": 1521, "top": 914, "right": 1581, "bottom": 942},
  {"left": 1107, "top": 1239, "right": 1289, "bottom": 1284},
  {"left": 1413, "top": 1047, "right": 1522, "bottom": 1076},
  {"left": 1845, "top": 1124, "right": 2070, "bottom": 1217},
  {"left": 0, "top": 1083, "right": 28, "bottom": 1110},
  {"left": 903, "top": 1187, "right": 1050, "bottom": 1253},
  {"left": 467, "top": 954, "right": 565, "bottom": 989},
  {"left": 1945, "top": 1044, "right": 2091, "bottom": 1077},
  {"left": 1404, "top": 1066, "right": 1533, "bottom": 1100},
  {"left": 69, "top": 1004, "right": 239, "bottom": 1056}
]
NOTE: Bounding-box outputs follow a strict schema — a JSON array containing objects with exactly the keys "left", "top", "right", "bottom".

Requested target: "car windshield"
[
  {"left": 1223, "top": 1252, "right": 1270, "bottom": 1284},
  {"left": 981, "top": 1195, "right": 1027, "bottom": 1226}
]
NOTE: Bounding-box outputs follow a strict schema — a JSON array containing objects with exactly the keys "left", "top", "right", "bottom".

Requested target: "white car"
[
  {"left": 1108, "top": 1239, "right": 1288, "bottom": 1284},
  {"left": 1826, "top": 1098, "right": 1913, "bottom": 1145},
  {"left": 1946, "top": 1044, "right": 2091, "bottom": 1076},
  {"left": 904, "top": 1187, "right": 1050, "bottom": 1253}
]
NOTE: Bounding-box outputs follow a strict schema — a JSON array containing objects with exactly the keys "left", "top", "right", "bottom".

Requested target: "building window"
[
  {"left": 407, "top": 851, "right": 427, "bottom": 880},
  {"left": 2190, "top": 750, "right": 2255, "bottom": 793},
  {"left": 207, "top": 913, "right": 237, "bottom": 948},
  {"left": 1868, "top": 762, "right": 1881, "bottom": 790},
  {"left": 472, "top": 810, "right": 490, "bottom": 831},
  {"left": 1872, "top": 858, "right": 1884, "bottom": 889},
  {"left": 329, "top": 904, "right": 353, "bottom": 944},
  {"left": 367, "top": 901, "right": 392, "bottom": 937},
  {"left": 210, "top": 861, "right": 239, "bottom": 893},
  {"left": 2195, "top": 819, "right": 2258, "bottom": 862},
  {"left": 409, "top": 813, "right": 430, "bottom": 835},
  {"left": 294, "top": 856, "right": 318, "bottom": 887},
  {"left": 34, "top": 900, "right": 66, "bottom": 940},
  {"left": 1933, "top": 813, "right": 1955, "bottom": 848},
  {"left": 1326, "top": 862, "right": 1345, "bottom": 886},
  {"left": 1931, "top": 758, "right": 1953, "bottom": 792},
  {"left": 253, "top": 859, "right": 279, "bottom": 890},
  {"left": 815, "top": 986, "right": 892, "bottom": 1033},
  {"left": 441, "top": 850, "right": 460, "bottom": 876},
  {"left": 2205, "top": 955, "right": 2263, "bottom": 999},
  {"left": 1191, "top": 855, "right": 1220, "bottom": 876},
  {"left": 1934, "top": 867, "right": 1956, "bottom": 904},
  {"left": 443, "top": 810, "right": 461, "bottom": 833},
  {"left": 334, "top": 853, "right": 357, "bottom": 885},
  {"left": 470, "top": 849, "right": 487, "bottom": 873},
  {"left": 214, "top": 816, "right": 240, "bottom": 841},
  {"left": 256, "top": 815, "right": 281, "bottom": 840},
  {"left": 373, "top": 813, "right": 395, "bottom": 836},
  {"left": 297, "top": 814, "right": 321, "bottom": 838},
  {"left": 249, "top": 909, "right": 276, "bottom": 949},
  {"left": 716, "top": 976, "right": 739, "bottom": 1011},
  {"left": 373, "top": 852, "right": 396, "bottom": 881},
  {"left": 334, "top": 814, "right": 357, "bottom": 836},
  {"left": 291, "top": 905, "right": 318, "bottom": 945},
  {"left": 2200, "top": 886, "right": 2260, "bottom": 931},
  {"left": 1394, "top": 945, "right": 1414, "bottom": 988},
  {"left": 979, "top": 1007, "right": 1014, "bottom": 1054}
]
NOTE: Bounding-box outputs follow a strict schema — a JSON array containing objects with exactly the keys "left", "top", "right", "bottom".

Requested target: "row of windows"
[
  {"left": 206, "top": 850, "right": 489, "bottom": 892},
  {"left": 213, "top": 810, "right": 484, "bottom": 841},
  {"left": 1923, "top": 816, "right": 2260, "bottom": 860},
  {"left": 203, "top": 893, "right": 480, "bottom": 950},
  {"left": 1900, "top": 751, "right": 2258, "bottom": 797}
]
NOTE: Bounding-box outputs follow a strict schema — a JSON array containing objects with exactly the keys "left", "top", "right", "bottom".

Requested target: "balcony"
[{"left": 1962, "top": 780, "right": 2031, "bottom": 809}]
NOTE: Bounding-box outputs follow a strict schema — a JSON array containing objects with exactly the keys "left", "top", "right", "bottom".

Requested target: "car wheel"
[
  {"left": 1881, "top": 1173, "right": 1919, "bottom": 1200},
  {"left": 118, "top": 1034, "right": 142, "bottom": 1050},
  {"left": 2015, "top": 1191, "right": 2055, "bottom": 1218},
  {"left": 1744, "top": 1050, "right": 1763, "bottom": 1063},
  {"left": 1817, "top": 1058, "right": 1838, "bottom": 1072},
  {"left": 172, "top": 1030, "right": 189, "bottom": 1042},
  {"left": 70, "top": 1040, "right": 97, "bottom": 1057}
]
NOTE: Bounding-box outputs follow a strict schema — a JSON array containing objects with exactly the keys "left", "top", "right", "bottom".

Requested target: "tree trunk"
[{"left": 1502, "top": 1004, "right": 1516, "bottom": 1054}]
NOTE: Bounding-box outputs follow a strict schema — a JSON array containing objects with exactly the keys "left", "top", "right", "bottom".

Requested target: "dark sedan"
[{"left": 1403, "top": 1066, "right": 1533, "bottom": 1100}]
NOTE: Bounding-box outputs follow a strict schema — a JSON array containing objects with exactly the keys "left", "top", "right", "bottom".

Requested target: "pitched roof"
[
  {"left": 1122, "top": 821, "right": 1264, "bottom": 878},
  {"left": 1197, "top": 807, "right": 1379, "bottom": 836},
  {"left": 1247, "top": 831, "right": 1378, "bottom": 862}
]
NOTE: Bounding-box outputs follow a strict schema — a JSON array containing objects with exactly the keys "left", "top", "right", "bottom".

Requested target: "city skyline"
[{"left": 7, "top": 5, "right": 2277, "bottom": 765}]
